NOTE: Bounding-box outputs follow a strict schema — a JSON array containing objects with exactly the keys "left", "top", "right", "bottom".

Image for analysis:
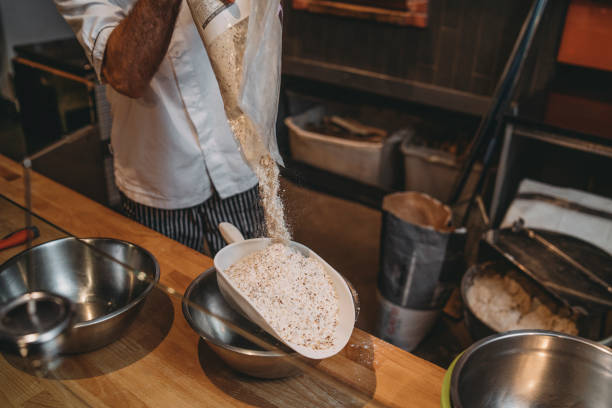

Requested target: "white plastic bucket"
[{"left": 376, "top": 291, "right": 440, "bottom": 352}]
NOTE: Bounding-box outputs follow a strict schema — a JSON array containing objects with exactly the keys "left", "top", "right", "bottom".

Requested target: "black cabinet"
[
  {"left": 11, "top": 38, "right": 118, "bottom": 208},
  {"left": 12, "top": 38, "right": 97, "bottom": 155}
]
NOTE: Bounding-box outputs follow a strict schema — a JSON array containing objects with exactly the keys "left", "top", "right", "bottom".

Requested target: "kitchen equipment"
[
  {"left": 377, "top": 192, "right": 464, "bottom": 351},
  {"left": 378, "top": 192, "right": 456, "bottom": 309},
  {"left": 213, "top": 223, "right": 356, "bottom": 360},
  {"left": 0, "top": 226, "right": 39, "bottom": 251},
  {"left": 0, "top": 291, "right": 74, "bottom": 367},
  {"left": 482, "top": 227, "right": 612, "bottom": 312},
  {"left": 440, "top": 352, "right": 463, "bottom": 408},
  {"left": 13, "top": 38, "right": 97, "bottom": 156},
  {"left": 450, "top": 330, "right": 612, "bottom": 408},
  {"left": 182, "top": 267, "right": 300, "bottom": 379},
  {"left": 449, "top": 0, "right": 549, "bottom": 225},
  {"left": 514, "top": 221, "right": 612, "bottom": 293},
  {"left": 460, "top": 261, "right": 602, "bottom": 342},
  {"left": 182, "top": 267, "right": 360, "bottom": 379},
  {"left": 0, "top": 237, "right": 159, "bottom": 353},
  {"left": 376, "top": 290, "right": 440, "bottom": 352},
  {"left": 501, "top": 179, "right": 612, "bottom": 257}
]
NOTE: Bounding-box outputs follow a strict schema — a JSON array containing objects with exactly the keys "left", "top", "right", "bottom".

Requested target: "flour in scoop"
[{"left": 226, "top": 243, "right": 339, "bottom": 350}]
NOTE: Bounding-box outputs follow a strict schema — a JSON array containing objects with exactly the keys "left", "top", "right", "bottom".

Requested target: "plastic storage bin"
[
  {"left": 285, "top": 106, "right": 405, "bottom": 189},
  {"left": 401, "top": 138, "right": 482, "bottom": 203}
]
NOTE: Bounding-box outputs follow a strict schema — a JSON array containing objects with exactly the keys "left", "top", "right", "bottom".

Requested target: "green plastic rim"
[{"left": 441, "top": 352, "right": 464, "bottom": 408}]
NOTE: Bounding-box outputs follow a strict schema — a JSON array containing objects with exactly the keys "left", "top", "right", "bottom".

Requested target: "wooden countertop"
[{"left": 0, "top": 154, "right": 444, "bottom": 407}]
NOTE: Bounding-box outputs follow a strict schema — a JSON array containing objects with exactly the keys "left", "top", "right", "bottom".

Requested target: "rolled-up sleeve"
[{"left": 54, "top": 0, "right": 128, "bottom": 80}]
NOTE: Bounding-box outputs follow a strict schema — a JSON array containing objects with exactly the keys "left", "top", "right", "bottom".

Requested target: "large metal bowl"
[
  {"left": 0, "top": 237, "right": 159, "bottom": 353},
  {"left": 461, "top": 262, "right": 604, "bottom": 342},
  {"left": 183, "top": 268, "right": 360, "bottom": 379},
  {"left": 451, "top": 330, "right": 612, "bottom": 408}
]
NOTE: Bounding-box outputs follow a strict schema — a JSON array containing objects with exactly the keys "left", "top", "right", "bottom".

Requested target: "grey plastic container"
[
  {"left": 285, "top": 106, "right": 405, "bottom": 189},
  {"left": 401, "top": 138, "right": 482, "bottom": 203}
]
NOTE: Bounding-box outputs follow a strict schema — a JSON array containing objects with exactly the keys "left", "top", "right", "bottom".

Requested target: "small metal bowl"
[
  {"left": 451, "top": 330, "right": 612, "bottom": 408},
  {"left": 0, "top": 291, "right": 74, "bottom": 362},
  {"left": 0, "top": 237, "right": 159, "bottom": 353},
  {"left": 182, "top": 268, "right": 359, "bottom": 379}
]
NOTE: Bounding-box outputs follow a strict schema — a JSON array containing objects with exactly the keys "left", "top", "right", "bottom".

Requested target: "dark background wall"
[
  {"left": 282, "top": 0, "right": 570, "bottom": 115},
  {"left": 0, "top": 0, "right": 73, "bottom": 100}
]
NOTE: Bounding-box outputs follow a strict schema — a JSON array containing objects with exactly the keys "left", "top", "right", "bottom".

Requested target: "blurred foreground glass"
[{"left": 0, "top": 191, "right": 394, "bottom": 407}]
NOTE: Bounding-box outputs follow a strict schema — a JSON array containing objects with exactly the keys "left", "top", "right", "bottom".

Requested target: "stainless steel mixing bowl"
[
  {"left": 0, "top": 237, "right": 159, "bottom": 353},
  {"left": 451, "top": 330, "right": 612, "bottom": 408},
  {"left": 0, "top": 291, "right": 74, "bottom": 364},
  {"left": 183, "top": 268, "right": 360, "bottom": 379}
]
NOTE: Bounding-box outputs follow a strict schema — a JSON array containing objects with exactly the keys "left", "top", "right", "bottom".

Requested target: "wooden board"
[
  {"left": 0, "top": 154, "right": 444, "bottom": 407},
  {"left": 557, "top": 0, "right": 612, "bottom": 72},
  {"left": 545, "top": 92, "right": 612, "bottom": 142},
  {"left": 291, "top": 0, "right": 428, "bottom": 27}
]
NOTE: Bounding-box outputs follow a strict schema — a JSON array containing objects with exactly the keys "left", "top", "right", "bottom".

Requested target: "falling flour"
[
  {"left": 205, "top": 9, "right": 341, "bottom": 351},
  {"left": 226, "top": 243, "right": 339, "bottom": 350},
  {"left": 207, "top": 17, "right": 290, "bottom": 240}
]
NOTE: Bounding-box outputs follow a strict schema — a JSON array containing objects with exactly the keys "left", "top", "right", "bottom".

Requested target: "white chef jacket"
[{"left": 54, "top": 0, "right": 258, "bottom": 209}]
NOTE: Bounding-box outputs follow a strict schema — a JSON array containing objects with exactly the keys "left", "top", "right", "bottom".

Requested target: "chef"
[{"left": 54, "top": 0, "right": 264, "bottom": 255}]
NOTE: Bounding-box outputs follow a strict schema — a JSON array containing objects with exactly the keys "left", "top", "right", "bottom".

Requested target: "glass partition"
[{"left": 0, "top": 187, "right": 399, "bottom": 407}]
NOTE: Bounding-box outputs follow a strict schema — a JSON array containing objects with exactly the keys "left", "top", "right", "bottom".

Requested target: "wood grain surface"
[
  {"left": 557, "top": 0, "right": 612, "bottom": 72},
  {"left": 291, "top": 0, "right": 428, "bottom": 27},
  {"left": 0, "top": 154, "right": 444, "bottom": 407}
]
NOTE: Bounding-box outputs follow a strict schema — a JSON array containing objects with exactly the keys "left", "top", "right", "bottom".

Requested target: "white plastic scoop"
[{"left": 213, "top": 222, "right": 355, "bottom": 360}]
